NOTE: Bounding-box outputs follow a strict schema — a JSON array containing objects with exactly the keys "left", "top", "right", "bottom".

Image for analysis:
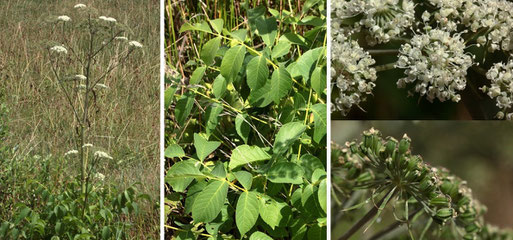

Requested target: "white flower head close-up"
[
  {"left": 82, "top": 143, "right": 93, "bottom": 148},
  {"left": 57, "top": 15, "right": 71, "bottom": 22},
  {"left": 115, "top": 36, "right": 128, "bottom": 41},
  {"left": 482, "top": 59, "right": 513, "bottom": 119},
  {"left": 50, "top": 45, "right": 68, "bottom": 55}
]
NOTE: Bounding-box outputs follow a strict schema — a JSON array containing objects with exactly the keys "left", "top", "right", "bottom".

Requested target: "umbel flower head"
[
  {"left": 331, "top": 31, "right": 377, "bottom": 115},
  {"left": 128, "top": 40, "right": 143, "bottom": 48},
  {"left": 332, "top": 0, "right": 415, "bottom": 45},
  {"left": 99, "top": 16, "right": 117, "bottom": 23},
  {"left": 74, "top": 3, "right": 87, "bottom": 9},
  {"left": 50, "top": 45, "right": 68, "bottom": 54},
  {"left": 395, "top": 29, "right": 473, "bottom": 103},
  {"left": 482, "top": 59, "right": 513, "bottom": 119},
  {"left": 57, "top": 15, "right": 71, "bottom": 22},
  {"left": 94, "top": 150, "right": 113, "bottom": 160},
  {"left": 64, "top": 149, "right": 78, "bottom": 157}
]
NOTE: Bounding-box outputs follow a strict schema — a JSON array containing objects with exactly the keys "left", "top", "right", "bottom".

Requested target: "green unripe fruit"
[
  {"left": 398, "top": 134, "right": 411, "bottom": 154},
  {"left": 430, "top": 195, "right": 450, "bottom": 207},
  {"left": 465, "top": 222, "right": 480, "bottom": 234},
  {"left": 434, "top": 207, "right": 454, "bottom": 222}
]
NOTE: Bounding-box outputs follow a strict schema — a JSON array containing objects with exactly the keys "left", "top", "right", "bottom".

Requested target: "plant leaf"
[
  {"left": 271, "top": 41, "right": 291, "bottom": 59},
  {"left": 256, "top": 17, "right": 277, "bottom": 46},
  {"left": 249, "top": 231, "right": 273, "bottom": 240},
  {"left": 299, "top": 154, "right": 324, "bottom": 181},
  {"left": 248, "top": 81, "right": 273, "bottom": 107},
  {"left": 192, "top": 180, "right": 229, "bottom": 223},
  {"left": 307, "top": 225, "right": 326, "bottom": 240},
  {"left": 273, "top": 122, "right": 306, "bottom": 155},
  {"left": 318, "top": 179, "right": 327, "bottom": 213},
  {"left": 235, "top": 113, "right": 251, "bottom": 144},
  {"left": 194, "top": 133, "right": 221, "bottom": 162},
  {"left": 220, "top": 45, "right": 246, "bottom": 82},
  {"left": 233, "top": 171, "right": 253, "bottom": 190},
  {"left": 270, "top": 68, "right": 292, "bottom": 104},
  {"left": 311, "top": 103, "right": 327, "bottom": 144},
  {"left": 174, "top": 92, "right": 194, "bottom": 127},
  {"left": 179, "top": 21, "right": 212, "bottom": 34},
  {"left": 259, "top": 198, "right": 290, "bottom": 229},
  {"left": 212, "top": 74, "right": 227, "bottom": 99},
  {"left": 279, "top": 33, "right": 307, "bottom": 46},
  {"left": 236, "top": 191, "right": 260, "bottom": 236},
  {"left": 230, "top": 29, "right": 247, "bottom": 42},
  {"left": 164, "top": 144, "right": 185, "bottom": 158},
  {"left": 209, "top": 19, "right": 224, "bottom": 34},
  {"left": 165, "top": 160, "right": 204, "bottom": 192},
  {"left": 201, "top": 37, "right": 221, "bottom": 66},
  {"left": 204, "top": 103, "right": 223, "bottom": 137},
  {"left": 229, "top": 145, "right": 271, "bottom": 170},
  {"left": 291, "top": 47, "right": 324, "bottom": 83},
  {"left": 267, "top": 162, "right": 304, "bottom": 184},
  {"left": 310, "top": 66, "right": 326, "bottom": 95},
  {"left": 246, "top": 55, "right": 269, "bottom": 90},
  {"left": 189, "top": 66, "right": 206, "bottom": 85}
]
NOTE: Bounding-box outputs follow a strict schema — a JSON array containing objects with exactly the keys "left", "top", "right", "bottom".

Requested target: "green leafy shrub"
[
  {"left": 331, "top": 129, "right": 513, "bottom": 240},
  {"left": 166, "top": 1, "right": 327, "bottom": 239}
]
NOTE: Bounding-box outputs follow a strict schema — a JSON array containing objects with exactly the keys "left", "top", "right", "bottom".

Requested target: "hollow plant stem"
[
  {"left": 375, "top": 62, "right": 397, "bottom": 72},
  {"left": 338, "top": 188, "right": 395, "bottom": 240}
]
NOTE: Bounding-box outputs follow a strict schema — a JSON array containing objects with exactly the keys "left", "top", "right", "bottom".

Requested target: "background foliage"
[{"left": 166, "top": 0, "right": 327, "bottom": 239}]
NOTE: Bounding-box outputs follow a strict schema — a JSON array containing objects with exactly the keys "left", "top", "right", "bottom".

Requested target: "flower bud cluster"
[
  {"left": 396, "top": 29, "right": 472, "bottom": 102},
  {"left": 331, "top": 31, "right": 377, "bottom": 115},
  {"left": 333, "top": 129, "right": 493, "bottom": 237},
  {"left": 482, "top": 59, "right": 513, "bottom": 119}
]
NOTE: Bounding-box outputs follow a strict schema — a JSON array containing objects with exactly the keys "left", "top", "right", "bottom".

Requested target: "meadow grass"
[{"left": 0, "top": 0, "right": 159, "bottom": 238}]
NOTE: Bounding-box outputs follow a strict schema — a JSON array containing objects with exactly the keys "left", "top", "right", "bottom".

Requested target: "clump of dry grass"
[{"left": 0, "top": 0, "right": 159, "bottom": 238}]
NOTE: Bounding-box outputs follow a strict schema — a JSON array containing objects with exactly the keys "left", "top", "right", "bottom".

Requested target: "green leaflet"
[
  {"left": 267, "top": 162, "right": 304, "bottom": 184},
  {"left": 259, "top": 198, "right": 290, "bottom": 229},
  {"left": 311, "top": 66, "right": 326, "bottom": 95},
  {"left": 165, "top": 160, "right": 204, "bottom": 192},
  {"left": 248, "top": 81, "right": 273, "bottom": 108},
  {"left": 229, "top": 145, "right": 271, "bottom": 170},
  {"left": 174, "top": 92, "right": 194, "bottom": 126},
  {"left": 311, "top": 103, "right": 327, "bottom": 144},
  {"left": 189, "top": 66, "right": 206, "bottom": 85},
  {"left": 235, "top": 113, "right": 251, "bottom": 144},
  {"left": 193, "top": 133, "right": 221, "bottom": 162},
  {"left": 299, "top": 154, "right": 324, "bottom": 181},
  {"left": 279, "top": 33, "right": 307, "bottom": 46},
  {"left": 191, "top": 180, "right": 229, "bottom": 223},
  {"left": 220, "top": 45, "right": 246, "bottom": 82},
  {"left": 230, "top": 29, "right": 247, "bottom": 42},
  {"left": 233, "top": 171, "right": 253, "bottom": 190},
  {"left": 270, "top": 68, "right": 292, "bottom": 104},
  {"left": 164, "top": 85, "right": 176, "bottom": 110},
  {"left": 236, "top": 191, "right": 260, "bottom": 236},
  {"left": 307, "top": 225, "right": 326, "bottom": 240},
  {"left": 212, "top": 74, "right": 227, "bottom": 99},
  {"left": 200, "top": 37, "right": 221, "bottom": 66},
  {"left": 164, "top": 144, "right": 185, "bottom": 158},
  {"left": 179, "top": 21, "right": 212, "bottom": 34},
  {"left": 246, "top": 55, "right": 269, "bottom": 90},
  {"left": 273, "top": 122, "right": 306, "bottom": 156},
  {"left": 291, "top": 47, "right": 324, "bottom": 83},
  {"left": 209, "top": 19, "right": 224, "bottom": 34},
  {"left": 318, "top": 179, "right": 327, "bottom": 214},
  {"left": 249, "top": 231, "right": 273, "bottom": 240},
  {"left": 204, "top": 103, "right": 223, "bottom": 137},
  {"left": 255, "top": 17, "right": 277, "bottom": 46},
  {"left": 271, "top": 41, "right": 291, "bottom": 59}
]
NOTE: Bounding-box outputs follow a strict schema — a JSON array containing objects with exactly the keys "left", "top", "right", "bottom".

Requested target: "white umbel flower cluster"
[
  {"left": 50, "top": 45, "right": 68, "bottom": 54},
  {"left": 396, "top": 29, "right": 473, "bottom": 102},
  {"left": 74, "top": 3, "right": 87, "bottom": 9},
  {"left": 332, "top": 0, "right": 415, "bottom": 45},
  {"left": 64, "top": 149, "right": 78, "bottom": 157},
  {"left": 57, "top": 15, "right": 71, "bottom": 22},
  {"left": 115, "top": 36, "right": 128, "bottom": 41},
  {"left": 482, "top": 59, "right": 513, "bottom": 119},
  {"left": 99, "top": 16, "right": 117, "bottom": 23},
  {"left": 331, "top": 30, "right": 377, "bottom": 115},
  {"left": 128, "top": 40, "right": 143, "bottom": 48},
  {"left": 74, "top": 74, "right": 87, "bottom": 81},
  {"left": 94, "top": 150, "right": 113, "bottom": 160}
]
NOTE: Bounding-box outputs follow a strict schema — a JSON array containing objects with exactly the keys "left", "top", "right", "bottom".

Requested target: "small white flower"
[
  {"left": 128, "top": 40, "right": 143, "bottom": 48},
  {"left": 94, "top": 83, "right": 109, "bottom": 89},
  {"left": 75, "top": 74, "right": 87, "bottom": 81},
  {"left": 57, "top": 15, "right": 71, "bottom": 22},
  {"left": 115, "top": 36, "right": 128, "bottom": 41},
  {"left": 484, "top": 59, "right": 513, "bottom": 118},
  {"left": 94, "top": 150, "right": 113, "bottom": 160},
  {"left": 64, "top": 149, "right": 78, "bottom": 157},
  {"left": 99, "top": 16, "right": 117, "bottom": 23},
  {"left": 74, "top": 3, "right": 87, "bottom": 9},
  {"left": 82, "top": 143, "right": 93, "bottom": 148},
  {"left": 50, "top": 45, "right": 68, "bottom": 54},
  {"left": 94, "top": 172, "right": 105, "bottom": 181}
]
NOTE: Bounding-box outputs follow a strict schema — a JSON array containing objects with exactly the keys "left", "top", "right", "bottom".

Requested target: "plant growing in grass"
[
  {"left": 166, "top": 1, "right": 327, "bottom": 239},
  {"left": 331, "top": 129, "right": 513, "bottom": 240},
  {"left": 331, "top": 0, "right": 513, "bottom": 119},
  {"left": 0, "top": 3, "right": 148, "bottom": 239}
]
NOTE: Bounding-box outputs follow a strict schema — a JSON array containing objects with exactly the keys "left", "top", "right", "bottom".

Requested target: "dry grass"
[{"left": 0, "top": 0, "right": 159, "bottom": 238}]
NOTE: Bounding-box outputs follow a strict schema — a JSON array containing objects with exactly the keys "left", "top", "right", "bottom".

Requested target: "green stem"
[
  {"left": 375, "top": 62, "right": 397, "bottom": 72},
  {"left": 368, "top": 208, "right": 422, "bottom": 240},
  {"left": 367, "top": 49, "right": 400, "bottom": 56}
]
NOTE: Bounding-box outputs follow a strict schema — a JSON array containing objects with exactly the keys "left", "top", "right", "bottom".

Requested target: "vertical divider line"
[
  {"left": 160, "top": 0, "right": 165, "bottom": 239},
  {"left": 326, "top": 0, "right": 332, "bottom": 238}
]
